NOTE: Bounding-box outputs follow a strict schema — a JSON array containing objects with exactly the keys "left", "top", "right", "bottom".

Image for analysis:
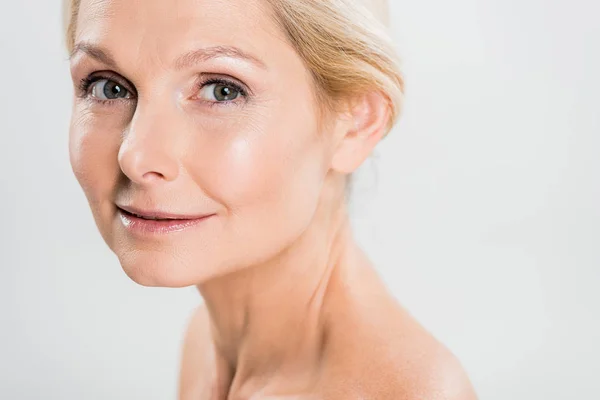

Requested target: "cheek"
[
  {"left": 196, "top": 102, "right": 325, "bottom": 208},
  {"left": 69, "top": 106, "right": 122, "bottom": 224},
  {"left": 190, "top": 101, "right": 327, "bottom": 257}
]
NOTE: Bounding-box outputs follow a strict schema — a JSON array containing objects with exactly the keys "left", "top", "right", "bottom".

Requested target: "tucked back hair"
[{"left": 63, "top": 0, "right": 405, "bottom": 137}]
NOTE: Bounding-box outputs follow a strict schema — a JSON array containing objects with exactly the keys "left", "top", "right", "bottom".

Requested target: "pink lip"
[{"left": 116, "top": 205, "right": 214, "bottom": 235}]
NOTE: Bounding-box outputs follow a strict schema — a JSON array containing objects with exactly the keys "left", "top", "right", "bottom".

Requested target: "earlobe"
[{"left": 330, "top": 91, "right": 390, "bottom": 174}]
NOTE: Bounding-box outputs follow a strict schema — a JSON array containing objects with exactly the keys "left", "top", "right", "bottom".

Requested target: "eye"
[
  {"left": 198, "top": 81, "right": 243, "bottom": 102},
  {"left": 89, "top": 79, "right": 132, "bottom": 100}
]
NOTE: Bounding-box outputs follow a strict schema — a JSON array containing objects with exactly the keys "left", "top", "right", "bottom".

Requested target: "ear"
[{"left": 331, "top": 91, "right": 390, "bottom": 174}]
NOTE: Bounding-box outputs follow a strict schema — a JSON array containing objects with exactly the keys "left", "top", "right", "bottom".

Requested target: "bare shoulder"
[
  {"left": 371, "top": 327, "right": 479, "bottom": 400},
  {"left": 376, "top": 310, "right": 477, "bottom": 400},
  {"left": 322, "top": 284, "right": 478, "bottom": 399},
  {"left": 393, "top": 342, "right": 478, "bottom": 400},
  {"left": 178, "top": 303, "right": 215, "bottom": 400},
  {"left": 324, "top": 308, "right": 477, "bottom": 399}
]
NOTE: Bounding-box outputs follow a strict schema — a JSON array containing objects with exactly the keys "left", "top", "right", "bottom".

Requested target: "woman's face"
[{"left": 69, "top": 0, "right": 341, "bottom": 287}]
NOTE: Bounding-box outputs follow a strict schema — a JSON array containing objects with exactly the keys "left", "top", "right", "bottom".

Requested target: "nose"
[{"left": 118, "top": 105, "right": 180, "bottom": 184}]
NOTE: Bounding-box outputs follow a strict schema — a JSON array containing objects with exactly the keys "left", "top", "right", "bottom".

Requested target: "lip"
[{"left": 116, "top": 205, "right": 214, "bottom": 235}]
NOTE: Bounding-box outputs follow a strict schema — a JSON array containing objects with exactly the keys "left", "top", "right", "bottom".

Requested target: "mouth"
[{"left": 116, "top": 205, "right": 214, "bottom": 235}]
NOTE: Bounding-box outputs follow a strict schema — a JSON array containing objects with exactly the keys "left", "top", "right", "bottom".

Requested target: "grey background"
[{"left": 1, "top": 0, "right": 598, "bottom": 399}]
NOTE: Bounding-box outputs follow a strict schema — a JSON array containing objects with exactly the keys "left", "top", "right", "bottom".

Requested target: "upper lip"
[{"left": 116, "top": 205, "right": 212, "bottom": 220}]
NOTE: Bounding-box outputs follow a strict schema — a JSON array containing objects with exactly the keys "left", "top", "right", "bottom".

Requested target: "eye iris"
[
  {"left": 103, "top": 81, "right": 126, "bottom": 99},
  {"left": 214, "top": 84, "right": 239, "bottom": 101}
]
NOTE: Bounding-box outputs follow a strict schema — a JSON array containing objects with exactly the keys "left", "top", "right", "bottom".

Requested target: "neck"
[{"left": 195, "top": 182, "right": 360, "bottom": 394}]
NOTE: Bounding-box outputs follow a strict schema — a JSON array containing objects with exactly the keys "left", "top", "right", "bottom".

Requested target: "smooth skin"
[{"left": 68, "top": 0, "right": 478, "bottom": 398}]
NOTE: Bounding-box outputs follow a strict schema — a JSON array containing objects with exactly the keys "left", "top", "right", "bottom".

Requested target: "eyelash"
[
  {"left": 77, "top": 74, "right": 248, "bottom": 108},
  {"left": 197, "top": 77, "right": 248, "bottom": 107},
  {"left": 77, "top": 75, "right": 126, "bottom": 106}
]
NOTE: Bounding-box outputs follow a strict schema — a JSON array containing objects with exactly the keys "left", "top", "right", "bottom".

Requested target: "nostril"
[{"left": 141, "top": 171, "right": 168, "bottom": 181}]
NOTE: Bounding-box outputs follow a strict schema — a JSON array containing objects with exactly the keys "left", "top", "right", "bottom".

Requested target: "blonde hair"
[{"left": 63, "top": 0, "right": 404, "bottom": 137}]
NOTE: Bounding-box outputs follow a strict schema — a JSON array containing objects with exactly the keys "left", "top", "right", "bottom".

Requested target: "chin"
[{"left": 116, "top": 250, "right": 216, "bottom": 288}]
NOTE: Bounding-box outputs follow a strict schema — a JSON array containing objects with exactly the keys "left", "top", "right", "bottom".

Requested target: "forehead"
[{"left": 74, "top": 0, "right": 286, "bottom": 69}]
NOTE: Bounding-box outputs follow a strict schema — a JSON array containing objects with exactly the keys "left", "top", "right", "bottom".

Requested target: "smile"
[{"left": 116, "top": 205, "right": 214, "bottom": 235}]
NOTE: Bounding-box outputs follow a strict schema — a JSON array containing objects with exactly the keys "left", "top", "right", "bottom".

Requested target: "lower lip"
[{"left": 117, "top": 209, "right": 213, "bottom": 235}]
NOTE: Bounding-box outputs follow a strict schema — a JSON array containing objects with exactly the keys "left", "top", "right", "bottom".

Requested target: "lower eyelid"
[
  {"left": 197, "top": 98, "right": 245, "bottom": 109},
  {"left": 82, "top": 96, "right": 135, "bottom": 108}
]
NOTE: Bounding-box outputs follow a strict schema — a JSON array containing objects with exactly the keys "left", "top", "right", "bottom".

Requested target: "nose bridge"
[{"left": 118, "top": 90, "right": 181, "bottom": 183}]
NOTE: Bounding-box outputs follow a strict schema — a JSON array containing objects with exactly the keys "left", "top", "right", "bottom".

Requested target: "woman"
[{"left": 64, "top": 0, "right": 477, "bottom": 398}]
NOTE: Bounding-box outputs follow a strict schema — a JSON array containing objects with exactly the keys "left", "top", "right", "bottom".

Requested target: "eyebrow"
[
  {"left": 69, "top": 41, "right": 267, "bottom": 70},
  {"left": 70, "top": 42, "right": 118, "bottom": 68},
  {"left": 174, "top": 46, "right": 267, "bottom": 71}
]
